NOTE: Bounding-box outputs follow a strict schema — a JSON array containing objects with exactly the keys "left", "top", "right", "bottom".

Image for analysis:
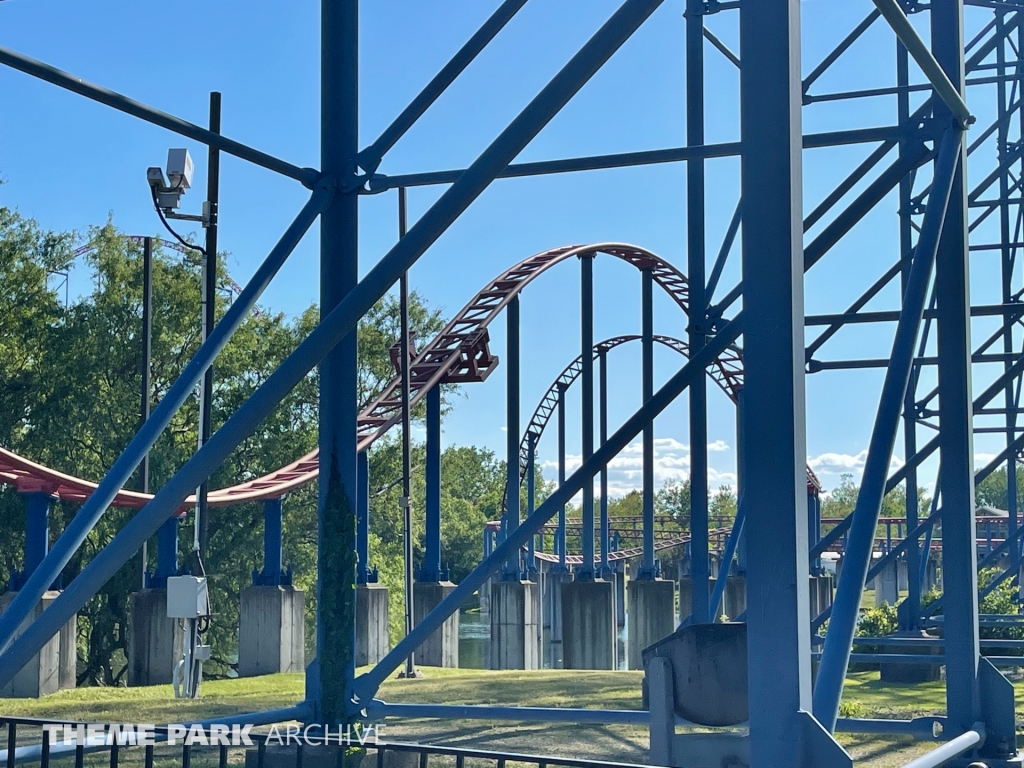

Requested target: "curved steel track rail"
[{"left": 0, "top": 243, "right": 763, "bottom": 509}]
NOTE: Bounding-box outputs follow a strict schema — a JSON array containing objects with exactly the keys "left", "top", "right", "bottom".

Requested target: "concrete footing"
[
  {"left": 0, "top": 590, "right": 75, "bottom": 697},
  {"left": 542, "top": 569, "right": 572, "bottom": 668},
  {"left": 489, "top": 580, "right": 539, "bottom": 670},
  {"left": 809, "top": 574, "right": 833, "bottom": 619},
  {"left": 627, "top": 579, "right": 675, "bottom": 670},
  {"left": 238, "top": 585, "right": 305, "bottom": 677},
  {"left": 128, "top": 588, "right": 184, "bottom": 687},
  {"left": 412, "top": 581, "right": 458, "bottom": 668},
  {"left": 875, "top": 561, "right": 899, "bottom": 606},
  {"left": 356, "top": 584, "right": 390, "bottom": 667},
  {"left": 561, "top": 579, "right": 615, "bottom": 670}
]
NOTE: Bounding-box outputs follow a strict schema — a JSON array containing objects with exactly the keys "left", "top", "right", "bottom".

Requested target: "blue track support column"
[
  {"left": 814, "top": 129, "right": 960, "bottom": 732},
  {"left": 685, "top": 0, "right": 710, "bottom": 625},
  {"left": 557, "top": 382, "right": 568, "bottom": 572},
  {"left": 526, "top": 432, "right": 537, "bottom": 576},
  {"left": 932, "top": 0, "right": 984, "bottom": 742},
  {"left": 422, "top": 385, "right": 443, "bottom": 582},
  {"left": 21, "top": 492, "right": 53, "bottom": 583},
  {"left": 739, "top": 0, "right": 830, "bottom": 763},
  {"left": 314, "top": 0, "right": 359, "bottom": 725},
  {"left": 153, "top": 516, "right": 179, "bottom": 587},
  {"left": 808, "top": 491, "right": 821, "bottom": 575},
  {"left": 579, "top": 255, "right": 596, "bottom": 581},
  {"left": 599, "top": 349, "right": 611, "bottom": 577},
  {"left": 357, "top": 450, "right": 370, "bottom": 584},
  {"left": 638, "top": 268, "right": 657, "bottom": 580},
  {"left": 504, "top": 295, "right": 522, "bottom": 579},
  {"left": 262, "top": 498, "right": 284, "bottom": 585}
]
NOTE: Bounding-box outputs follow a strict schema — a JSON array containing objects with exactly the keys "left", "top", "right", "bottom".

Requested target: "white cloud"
[
  {"left": 808, "top": 450, "right": 904, "bottom": 477},
  {"left": 541, "top": 436, "right": 734, "bottom": 498},
  {"left": 975, "top": 452, "right": 998, "bottom": 467}
]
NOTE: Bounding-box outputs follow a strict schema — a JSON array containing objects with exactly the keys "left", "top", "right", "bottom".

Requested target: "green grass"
[{"left": 1, "top": 668, "right": 1020, "bottom": 767}]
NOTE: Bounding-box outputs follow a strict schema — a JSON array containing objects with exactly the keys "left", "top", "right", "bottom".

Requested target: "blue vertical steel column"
[
  {"left": 21, "top": 493, "right": 52, "bottom": 581},
  {"left": 526, "top": 433, "right": 537, "bottom": 575},
  {"left": 997, "top": 11, "right": 1020, "bottom": 550},
  {"left": 504, "top": 295, "right": 522, "bottom": 579},
  {"left": 422, "top": 386, "right": 443, "bottom": 582},
  {"left": 263, "top": 498, "right": 284, "bottom": 585},
  {"left": 357, "top": 450, "right": 370, "bottom": 584},
  {"left": 898, "top": 40, "right": 923, "bottom": 632},
  {"left": 579, "top": 256, "right": 596, "bottom": 580},
  {"left": 813, "top": 128, "right": 960, "bottom": 732},
  {"left": 154, "top": 517, "right": 179, "bottom": 586},
  {"left": 639, "top": 268, "right": 656, "bottom": 579},
  {"left": 685, "top": 0, "right": 710, "bottom": 625},
  {"left": 557, "top": 382, "right": 568, "bottom": 571},
  {"left": 599, "top": 349, "right": 611, "bottom": 576},
  {"left": 932, "top": 0, "right": 982, "bottom": 738},
  {"left": 314, "top": 0, "right": 359, "bottom": 725},
  {"left": 739, "top": 0, "right": 812, "bottom": 762}
]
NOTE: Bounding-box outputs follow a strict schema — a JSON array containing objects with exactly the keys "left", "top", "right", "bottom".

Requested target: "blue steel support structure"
[
  {"left": 526, "top": 433, "right": 537, "bottom": 577},
  {"left": 599, "top": 348, "right": 610, "bottom": 577},
  {"left": 421, "top": 386, "right": 444, "bottom": 582},
  {"left": 579, "top": 255, "right": 596, "bottom": 581},
  {"left": 556, "top": 381, "right": 567, "bottom": 572},
  {"left": 813, "top": 127, "right": 962, "bottom": 731},
  {"left": 14, "top": 493, "right": 52, "bottom": 590},
  {"left": 357, "top": 450, "right": 371, "bottom": 585},
  {"left": 638, "top": 268, "right": 657, "bottom": 580},
  {"left": 739, "top": 1, "right": 829, "bottom": 764},
  {"left": 504, "top": 295, "right": 522, "bottom": 580},
  {"left": 933, "top": 0, "right": 984, "bottom": 745},
  {"left": 685, "top": 0, "right": 711, "bottom": 626},
  {"left": 253, "top": 497, "right": 285, "bottom": 586},
  {"left": 312, "top": 0, "right": 359, "bottom": 725}
]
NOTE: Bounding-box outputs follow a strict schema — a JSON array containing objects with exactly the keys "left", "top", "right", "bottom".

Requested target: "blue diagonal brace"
[{"left": 813, "top": 127, "right": 964, "bottom": 733}]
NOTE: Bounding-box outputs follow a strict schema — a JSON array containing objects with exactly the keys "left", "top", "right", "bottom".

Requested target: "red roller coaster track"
[{"left": 0, "top": 243, "right": 816, "bottom": 510}]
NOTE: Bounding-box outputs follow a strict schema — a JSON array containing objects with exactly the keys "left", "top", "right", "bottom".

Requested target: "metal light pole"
[
  {"left": 196, "top": 91, "right": 221, "bottom": 560},
  {"left": 398, "top": 186, "right": 419, "bottom": 678}
]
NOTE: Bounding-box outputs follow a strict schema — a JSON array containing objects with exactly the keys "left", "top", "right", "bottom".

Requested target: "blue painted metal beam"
[
  {"left": 557, "top": 382, "right": 568, "bottom": 572},
  {"left": 708, "top": 505, "right": 745, "bottom": 619},
  {"left": 599, "top": 349, "right": 610, "bottom": 577},
  {"left": 357, "top": 450, "right": 371, "bottom": 585},
  {"left": 255, "top": 497, "right": 284, "bottom": 586},
  {"left": 638, "top": 268, "right": 657, "bottom": 580},
  {"left": 149, "top": 516, "right": 179, "bottom": 589},
  {"left": 738, "top": 0, "right": 817, "bottom": 762},
  {"left": 0, "top": 0, "right": 673, "bottom": 694},
  {"left": 349, "top": 313, "right": 743, "bottom": 706},
  {"left": 686, "top": 0, "right": 710, "bottom": 623},
  {"left": 312, "top": 0, "right": 360, "bottom": 724},
  {"left": 0, "top": 46, "right": 318, "bottom": 187},
  {"left": 357, "top": 0, "right": 530, "bottom": 173},
  {"left": 813, "top": 127, "right": 962, "bottom": 732},
  {"left": 504, "top": 295, "right": 522, "bottom": 580},
  {"left": 421, "top": 386, "right": 443, "bottom": 582},
  {"left": 21, "top": 493, "right": 52, "bottom": 583},
  {"left": 932, "top": 0, "right": 983, "bottom": 742},
  {"left": 579, "top": 255, "right": 596, "bottom": 581}
]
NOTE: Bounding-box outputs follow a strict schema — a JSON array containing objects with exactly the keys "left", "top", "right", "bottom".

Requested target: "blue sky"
[{"left": 0, "top": 1, "right": 1014, "bottom": 499}]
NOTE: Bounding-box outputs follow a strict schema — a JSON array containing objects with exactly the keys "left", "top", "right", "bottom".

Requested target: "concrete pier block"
[
  {"left": 128, "top": 588, "right": 185, "bottom": 687},
  {"left": 58, "top": 611, "right": 76, "bottom": 690},
  {"left": 561, "top": 579, "right": 615, "bottom": 670},
  {"left": 0, "top": 590, "right": 67, "bottom": 697},
  {"left": 678, "top": 577, "right": 722, "bottom": 622},
  {"left": 489, "top": 580, "right": 539, "bottom": 670},
  {"left": 356, "top": 584, "right": 390, "bottom": 667},
  {"left": 722, "top": 575, "right": 746, "bottom": 620},
  {"left": 238, "top": 585, "right": 305, "bottom": 677},
  {"left": 874, "top": 561, "right": 899, "bottom": 606},
  {"left": 627, "top": 579, "right": 675, "bottom": 670},
  {"left": 542, "top": 570, "right": 572, "bottom": 668},
  {"left": 412, "top": 581, "right": 458, "bottom": 668}
]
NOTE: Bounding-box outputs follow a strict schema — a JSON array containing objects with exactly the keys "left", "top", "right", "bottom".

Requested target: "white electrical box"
[
  {"left": 166, "top": 575, "right": 209, "bottom": 619},
  {"left": 166, "top": 148, "right": 194, "bottom": 190}
]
